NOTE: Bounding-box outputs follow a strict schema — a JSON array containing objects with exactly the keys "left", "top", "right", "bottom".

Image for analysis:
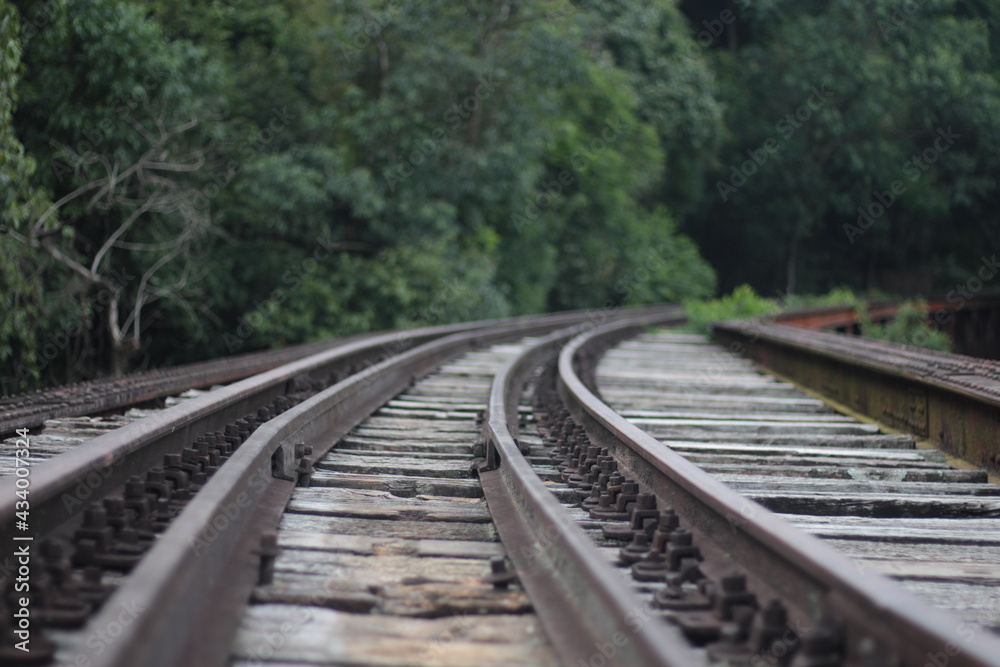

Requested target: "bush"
[
  {"left": 857, "top": 300, "right": 951, "bottom": 352},
  {"left": 682, "top": 288, "right": 951, "bottom": 354},
  {"left": 682, "top": 284, "right": 780, "bottom": 334}
]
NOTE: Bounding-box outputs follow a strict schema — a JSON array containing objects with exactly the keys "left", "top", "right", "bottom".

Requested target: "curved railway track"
[
  {"left": 1, "top": 306, "right": 998, "bottom": 667},
  {"left": 0, "top": 337, "right": 352, "bottom": 439},
  {"left": 0, "top": 314, "right": 607, "bottom": 439}
]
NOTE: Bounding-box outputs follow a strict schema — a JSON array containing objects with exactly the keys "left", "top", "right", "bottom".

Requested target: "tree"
[
  {"left": 9, "top": 0, "right": 226, "bottom": 379},
  {"left": 0, "top": 1, "right": 47, "bottom": 393},
  {"left": 683, "top": 0, "right": 1000, "bottom": 296}
]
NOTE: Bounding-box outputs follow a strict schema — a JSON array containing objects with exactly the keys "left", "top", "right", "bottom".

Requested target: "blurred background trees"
[
  {"left": 1, "top": 0, "right": 997, "bottom": 392},
  {"left": 681, "top": 0, "right": 1000, "bottom": 295}
]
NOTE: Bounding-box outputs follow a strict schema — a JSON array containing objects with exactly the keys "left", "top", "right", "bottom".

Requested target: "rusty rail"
[
  {"left": 478, "top": 306, "right": 695, "bottom": 667},
  {"left": 0, "top": 310, "right": 618, "bottom": 437},
  {"left": 712, "top": 320, "right": 1000, "bottom": 474},
  {"left": 0, "top": 336, "right": 355, "bottom": 437},
  {"left": 559, "top": 317, "right": 1000, "bottom": 667}
]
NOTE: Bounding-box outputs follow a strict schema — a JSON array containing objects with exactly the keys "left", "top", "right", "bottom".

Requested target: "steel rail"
[
  {"left": 712, "top": 320, "right": 1000, "bottom": 472},
  {"left": 559, "top": 317, "right": 1000, "bottom": 667},
  {"left": 478, "top": 306, "right": 697, "bottom": 667},
  {"left": 0, "top": 325, "right": 435, "bottom": 546},
  {"left": 713, "top": 320, "right": 1000, "bottom": 406},
  {"left": 66, "top": 306, "right": 676, "bottom": 667},
  {"left": 0, "top": 336, "right": 358, "bottom": 437},
  {"left": 0, "top": 307, "right": 630, "bottom": 437},
  {"left": 0, "top": 309, "right": 624, "bottom": 546}
]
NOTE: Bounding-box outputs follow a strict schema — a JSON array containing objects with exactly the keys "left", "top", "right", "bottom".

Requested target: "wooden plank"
[
  {"left": 781, "top": 515, "right": 1000, "bottom": 545},
  {"left": 251, "top": 578, "right": 532, "bottom": 617},
  {"left": 344, "top": 435, "right": 471, "bottom": 450},
  {"left": 308, "top": 470, "right": 483, "bottom": 497},
  {"left": 231, "top": 605, "right": 559, "bottom": 667},
  {"left": 626, "top": 417, "right": 880, "bottom": 435},
  {"left": 714, "top": 475, "right": 1000, "bottom": 496},
  {"left": 824, "top": 540, "right": 1000, "bottom": 566},
  {"left": 684, "top": 453, "right": 950, "bottom": 469},
  {"left": 697, "top": 464, "right": 986, "bottom": 482},
  {"left": 895, "top": 581, "right": 1000, "bottom": 629},
  {"left": 277, "top": 532, "right": 504, "bottom": 559},
  {"left": 358, "top": 420, "right": 476, "bottom": 434},
  {"left": 270, "top": 552, "right": 494, "bottom": 583},
  {"left": 376, "top": 583, "right": 532, "bottom": 617},
  {"left": 316, "top": 452, "right": 472, "bottom": 478},
  {"left": 335, "top": 446, "right": 471, "bottom": 461},
  {"left": 752, "top": 491, "right": 1000, "bottom": 517},
  {"left": 286, "top": 490, "right": 492, "bottom": 523},
  {"left": 387, "top": 400, "right": 486, "bottom": 411},
  {"left": 618, "top": 408, "right": 855, "bottom": 422},
  {"left": 660, "top": 441, "right": 932, "bottom": 461},
  {"left": 278, "top": 513, "right": 497, "bottom": 542},
  {"left": 376, "top": 407, "right": 479, "bottom": 420},
  {"left": 638, "top": 431, "right": 917, "bottom": 449},
  {"left": 861, "top": 559, "right": 1000, "bottom": 583}
]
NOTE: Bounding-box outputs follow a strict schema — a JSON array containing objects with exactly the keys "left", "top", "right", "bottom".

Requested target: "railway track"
[
  {"left": 0, "top": 317, "right": 570, "bottom": 483},
  {"left": 1, "top": 306, "right": 999, "bottom": 666},
  {"left": 0, "top": 337, "right": 352, "bottom": 439},
  {"left": 0, "top": 314, "right": 598, "bottom": 439},
  {"left": 596, "top": 331, "right": 1000, "bottom": 623}
]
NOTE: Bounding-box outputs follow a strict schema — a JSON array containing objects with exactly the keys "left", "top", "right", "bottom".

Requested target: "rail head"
[
  {"left": 558, "top": 317, "right": 1000, "bottom": 667},
  {"left": 478, "top": 307, "right": 695, "bottom": 667}
]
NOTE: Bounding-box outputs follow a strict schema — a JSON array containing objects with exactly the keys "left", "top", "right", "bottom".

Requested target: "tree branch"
[{"left": 89, "top": 193, "right": 159, "bottom": 275}]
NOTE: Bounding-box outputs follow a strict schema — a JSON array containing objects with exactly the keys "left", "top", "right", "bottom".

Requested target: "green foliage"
[
  {"left": 17, "top": 0, "right": 988, "bottom": 389},
  {"left": 684, "top": 285, "right": 952, "bottom": 353},
  {"left": 779, "top": 287, "right": 864, "bottom": 310},
  {"left": 0, "top": 1, "right": 45, "bottom": 392},
  {"left": 682, "top": 284, "right": 780, "bottom": 334},
  {"left": 1, "top": 0, "right": 721, "bottom": 392},
  {"left": 856, "top": 300, "right": 952, "bottom": 352},
  {"left": 682, "top": 0, "right": 1000, "bottom": 296}
]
